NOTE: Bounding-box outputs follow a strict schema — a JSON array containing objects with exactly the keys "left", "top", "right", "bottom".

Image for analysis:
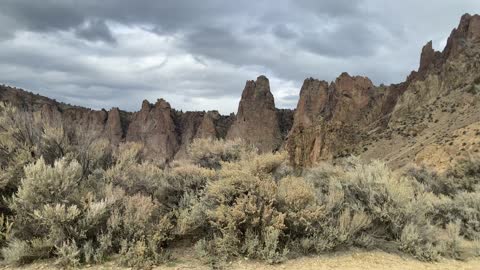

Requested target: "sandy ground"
[{"left": 0, "top": 249, "right": 479, "bottom": 270}]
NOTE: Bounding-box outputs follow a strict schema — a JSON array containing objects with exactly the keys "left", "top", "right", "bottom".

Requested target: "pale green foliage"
[
  {"left": 1, "top": 238, "right": 51, "bottom": 265},
  {"left": 407, "top": 156, "right": 480, "bottom": 241},
  {"left": 0, "top": 214, "right": 13, "bottom": 248},
  {"left": 0, "top": 103, "right": 40, "bottom": 197},
  {"left": 10, "top": 157, "right": 84, "bottom": 243},
  {"left": 197, "top": 150, "right": 289, "bottom": 264},
  {"left": 1, "top": 121, "right": 480, "bottom": 267},
  {"left": 1, "top": 239, "right": 31, "bottom": 265},
  {"left": 399, "top": 223, "right": 442, "bottom": 261},
  {"left": 55, "top": 240, "right": 81, "bottom": 267},
  {"left": 188, "top": 138, "right": 253, "bottom": 169}
]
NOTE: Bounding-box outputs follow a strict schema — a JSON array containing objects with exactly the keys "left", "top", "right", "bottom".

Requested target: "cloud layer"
[{"left": 0, "top": 0, "right": 478, "bottom": 113}]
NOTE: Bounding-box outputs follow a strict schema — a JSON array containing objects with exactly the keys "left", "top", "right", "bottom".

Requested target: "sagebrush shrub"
[
  {"left": 1, "top": 116, "right": 480, "bottom": 267},
  {"left": 188, "top": 138, "right": 253, "bottom": 169}
]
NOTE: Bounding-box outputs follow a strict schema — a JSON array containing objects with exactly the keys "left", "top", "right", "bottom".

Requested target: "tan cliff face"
[
  {"left": 368, "top": 13, "right": 480, "bottom": 171},
  {"left": 1, "top": 13, "right": 480, "bottom": 170},
  {"left": 125, "top": 99, "right": 179, "bottom": 164},
  {"left": 285, "top": 13, "right": 480, "bottom": 170},
  {"left": 286, "top": 73, "right": 400, "bottom": 167},
  {"left": 226, "top": 75, "right": 283, "bottom": 153}
]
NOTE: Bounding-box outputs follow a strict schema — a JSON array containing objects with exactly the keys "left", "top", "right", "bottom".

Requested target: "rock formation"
[
  {"left": 286, "top": 73, "right": 399, "bottom": 167},
  {"left": 172, "top": 111, "right": 205, "bottom": 160},
  {"left": 226, "top": 75, "right": 283, "bottom": 153},
  {"left": 106, "top": 108, "right": 124, "bottom": 145},
  {"left": 195, "top": 111, "right": 234, "bottom": 139},
  {"left": 285, "top": 13, "right": 480, "bottom": 170},
  {"left": 125, "top": 99, "right": 179, "bottom": 163},
  {"left": 1, "top": 13, "right": 480, "bottom": 170}
]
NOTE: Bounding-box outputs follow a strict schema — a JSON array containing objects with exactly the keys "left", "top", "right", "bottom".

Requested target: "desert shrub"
[
  {"left": 5, "top": 156, "right": 121, "bottom": 265},
  {"left": 1, "top": 238, "right": 51, "bottom": 265},
  {"left": 105, "top": 143, "right": 163, "bottom": 196},
  {"left": 55, "top": 240, "right": 81, "bottom": 267},
  {"left": 407, "top": 157, "right": 480, "bottom": 241},
  {"left": 338, "top": 161, "right": 419, "bottom": 237},
  {"left": 158, "top": 163, "right": 215, "bottom": 209},
  {"left": 0, "top": 103, "right": 113, "bottom": 220},
  {"left": 407, "top": 164, "right": 480, "bottom": 196},
  {"left": 114, "top": 200, "right": 173, "bottom": 268},
  {"left": 399, "top": 223, "right": 442, "bottom": 261},
  {"left": 405, "top": 165, "right": 452, "bottom": 195},
  {"left": 9, "top": 158, "right": 84, "bottom": 241},
  {"left": 0, "top": 214, "right": 13, "bottom": 250},
  {"left": 0, "top": 104, "right": 41, "bottom": 211},
  {"left": 303, "top": 160, "right": 449, "bottom": 260},
  {"left": 276, "top": 176, "right": 325, "bottom": 245},
  {"left": 2, "top": 105, "right": 480, "bottom": 267},
  {"left": 165, "top": 164, "right": 214, "bottom": 236},
  {"left": 188, "top": 138, "right": 254, "bottom": 169},
  {"left": 199, "top": 154, "right": 287, "bottom": 264},
  {"left": 431, "top": 192, "right": 480, "bottom": 240},
  {"left": 448, "top": 155, "right": 480, "bottom": 179}
]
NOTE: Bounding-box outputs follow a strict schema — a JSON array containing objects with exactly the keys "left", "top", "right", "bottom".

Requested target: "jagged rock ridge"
[
  {"left": 1, "top": 13, "right": 480, "bottom": 170},
  {"left": 287, "top": 14, "right": 480, "bottom": 169}
]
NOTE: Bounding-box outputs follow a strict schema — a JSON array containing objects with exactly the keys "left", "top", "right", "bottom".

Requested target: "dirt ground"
[{"left": 1, "top": 249, "right": 479, "bottom": 270}]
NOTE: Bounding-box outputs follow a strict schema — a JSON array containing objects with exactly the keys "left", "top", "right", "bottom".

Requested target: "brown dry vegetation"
[{"left": 0, "top": 102, "right": 480, "bottom": 269}]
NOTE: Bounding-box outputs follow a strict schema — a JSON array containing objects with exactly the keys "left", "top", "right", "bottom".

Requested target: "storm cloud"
[{"left": 0, "top": 0, "right": 478, "bottom": 113}]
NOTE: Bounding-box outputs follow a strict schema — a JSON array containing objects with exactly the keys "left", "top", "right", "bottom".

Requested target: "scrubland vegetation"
[{"left": 0, "top": 102, "right": 479, "bottom": 269}]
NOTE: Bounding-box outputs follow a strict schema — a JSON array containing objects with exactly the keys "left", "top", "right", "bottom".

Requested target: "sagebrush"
[{"left": 0, "top": 103, "right": 479, "bottom": 267}]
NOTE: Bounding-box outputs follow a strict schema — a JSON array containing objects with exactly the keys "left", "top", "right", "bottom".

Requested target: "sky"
[{"left": 0, "top": 1, "right": 478, "bottom": 114}]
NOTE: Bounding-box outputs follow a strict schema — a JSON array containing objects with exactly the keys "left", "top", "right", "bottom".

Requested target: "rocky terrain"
[{"left": 1, "top": 13, "right": 480, "bottom": 170}]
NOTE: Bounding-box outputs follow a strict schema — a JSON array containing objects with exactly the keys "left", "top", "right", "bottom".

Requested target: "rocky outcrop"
[
  {"left": 195, "top": 111, "right": 234, "bottom": 139},
  {"left": 226, "top": 75, "right": 283, "bottom": 152},
  {"left": 443, "top": 13, "right": 480, "bottom": 60},
  {"left": 391, "top": 14, "right": 480, "bottom": 126},
  {"left": 106, "top": 108, "right": 123, "bottom": 145},
  {"left": 125, "top": 99, "right": 179, "bottom": 163},
  {"left": 173, "top": 111, "right": 205, "bottom": 160},
  {"left": 372, "top": 13, "right": 480, "bottom": 170},
  {"left": 2, "top": 13, "right": 479, "bottom": 170},
  {"left": 195, "top": 111, "right": 220, "bottom": 139},
  {"left": 285, "top": 13, "right": 480, "bottom": 169},
  {"left": 286, "top": 74, "right": 397, "bottom": 167}
]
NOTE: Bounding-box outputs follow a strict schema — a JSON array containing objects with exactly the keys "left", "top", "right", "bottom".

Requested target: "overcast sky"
[{"left": 0, "top": 1, "right": 478, "bottom": 114}]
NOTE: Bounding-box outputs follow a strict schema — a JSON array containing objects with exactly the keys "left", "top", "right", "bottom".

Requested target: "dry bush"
[
  {"left": 0, "top": 214, "right": 13, "bottom": 250},
  {"left": 303, "top": 160, "right": 451, "bottom": 260},
  {"left": 199, "top": 153, "right": 288, "bottom": 264},
  {"left": 0, "top": 104, "right": 41, "bottom": 208},
  {"left": 1, "top": 112, "right": 480, "bottom": 267},
  {"left": 188, "top": 138, "right": 254, "bottom": 169},
  {"left": 407, "top": 156, "right": 480, "bottom": 241},
  {"left": 277, "top": 176, "right": 325, "bottom": 245},
  {"left": 432, "top": 192, "right": 480, "bottom": 240},
  {"left": 10, "top": 158, "right": 84, "bottom": 241}
]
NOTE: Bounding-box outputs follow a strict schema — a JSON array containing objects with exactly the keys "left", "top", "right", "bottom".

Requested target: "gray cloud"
[
  {"left": 0, "top": 0, "right": 479, "bottom": 114},
  {"left": 75, "top": 19, "right": 116, "bottom": 44},
  {"left": 272, "top": 24, "right": 298, "bottom": 40},
  {"left": 299, "top": 21, "right": 381, "bottom": 58}
]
